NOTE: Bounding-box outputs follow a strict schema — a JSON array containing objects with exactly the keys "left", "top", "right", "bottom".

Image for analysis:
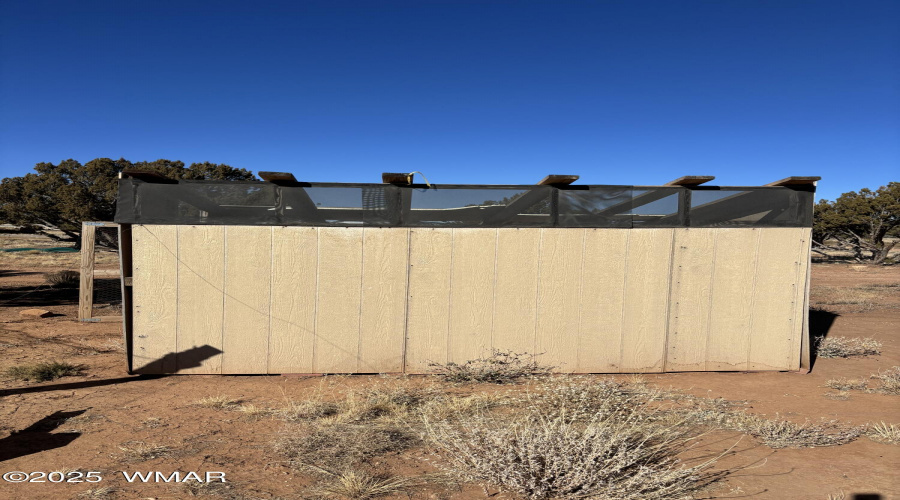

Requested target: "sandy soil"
[{"left": 0, "top": 260, "right": 898, "bottom": 500}]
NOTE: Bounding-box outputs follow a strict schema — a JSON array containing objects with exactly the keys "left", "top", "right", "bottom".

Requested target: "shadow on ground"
[{"left": 0, "top": 409, "right": 87, "bottom": 462}]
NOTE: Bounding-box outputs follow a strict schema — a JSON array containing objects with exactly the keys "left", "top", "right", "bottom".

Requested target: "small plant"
[
  {"left": 815, "top": 336, "right": 882, "bottom": 358},
  {"left": 4, "top": 361, "right": 83, "bottom": 382},
  {"left": 870, "top": 366, "right": 900, "bottom": 395},
  {"left": 824, "top": 377, "right": 868, "bottom": 391},
  {"left": 45, "top": 269, "right": 80, "bottom": 287},
  {"left": 308, "top": 467, "right": 417, "bottom": 499},
  {"left": 118, "top": 441, "right": 172, "bottom": 461},
  {"left": 866, "top": 422, "right": 900, "bottom": 445},
  {"left": 429, "top": 350, "right": 552, "bottom": 384},
  {"left": 194, "top": 395, "right": 240, "bottom": 409}
]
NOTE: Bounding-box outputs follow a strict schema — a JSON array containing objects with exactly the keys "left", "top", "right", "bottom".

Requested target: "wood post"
[{"left": 78, "top": 223, "right": 97, "bottom": 321}]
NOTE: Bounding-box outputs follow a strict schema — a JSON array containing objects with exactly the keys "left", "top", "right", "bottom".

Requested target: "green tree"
[
  {"left": 813, "top": 182, "right": 900, "bottom": 264},
  {"left": 0, "top": 158, "right": 257, "bottom": 241}
]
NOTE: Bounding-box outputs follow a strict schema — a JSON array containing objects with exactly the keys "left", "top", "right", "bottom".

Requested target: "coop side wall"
[{"left": 130, "top": 225, "right": 810, "bottom": 374}]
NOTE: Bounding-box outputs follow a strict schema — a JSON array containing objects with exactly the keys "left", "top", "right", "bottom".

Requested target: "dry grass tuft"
[
  {"left": 141, "top": 417, "right": 164, "bottom": 428},
  {"left": 724, "top": 414, "right": 861, "bottom": 448},
  {"left": 869, "top": 366, "right": 900, "bottom": 395},
  {"left": 117, "top": 441, "right": 172, "bottom": 461},
  {"left": 824, "top": 377, "right": 868, "bottom": 391},
  {"left": 4, "top": 361, "right": 83, "bottom": 382},
  {"left": 75, "top": 486, "right": 116, "bottom": 499},
  {"left": 44, "top": 269, "right": 80, "bottom": 287},
  {"left": 307, "top": 468, "right": 418, "bottom": 500},
  {"left": 194, "top": 395, "right": 241, "bottom": 409},
  {"left": 429, "top": 350, "right": 552, "bottom": 384},
  {"left": 866, "top": 422, "right": 900, "bottom": 445},
  {"left": 234, "top": 403, "right": 272, "bottom": 419},
  {"left": 815, "top": 336, "right": 882, "bottom": 358},
  {"left": 276, "top": 421, "right": 414, "bottom": 471},
  {"left": 810, "top": 285, "right": 895, "bottom": 312}
]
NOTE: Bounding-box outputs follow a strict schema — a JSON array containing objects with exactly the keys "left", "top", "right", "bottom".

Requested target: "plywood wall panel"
[
  {"left": 621, "top": 229, "right": 673, "bottom": 372},
  {"left": 666, "top": 229, "right": 717, "bottom": 371},
  {"left": 578, "top": 229, "right": 628, "bottom": 372},
  {"left": 315, "top": 228, "right": 363, "bottom": 373},
  {"left": 748, "top": 228, "right": 803, "bottom": 370},
  {"left": 492, "top": 229, "right": 540, "bottom": 355},
  {"left": 269, "top": 227, "right": 317, "bottom": 374},
  {"left": 222, "top": 227, "right": 272, "bottom": 372},
  {"left": 706, "top": 228, "right": 760, "bottom": 371},
  {"left": 536, "top": 228, "right": 584, "bottom": 372},
  {"left": 132, "top": 225, "right": 178, "bottom": 374},
  {"left": 358, "top": 228, "right": 409, "bottom": 373},
  {"left": 448, "top": 229, "right": 497, "bottom": 363},
  {"left": 175, "top": 225, "right": 225, "bottom": 374},
  {"left": 405, "top": 228, "right": 452, "bottom": 372}
]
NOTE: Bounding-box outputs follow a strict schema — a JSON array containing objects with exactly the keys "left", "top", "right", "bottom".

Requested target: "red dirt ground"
[{"left": 0, "top": 263, "right": 898, "bottom": 500}]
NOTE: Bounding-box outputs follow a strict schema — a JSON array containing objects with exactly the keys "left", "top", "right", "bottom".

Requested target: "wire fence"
[{"left": 90, "top": 225, "right": 122, "bottom": 318}]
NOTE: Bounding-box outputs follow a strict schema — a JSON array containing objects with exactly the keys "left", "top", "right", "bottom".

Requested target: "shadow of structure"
[
  {"left": 0, "top": 284, "right": 78, "bottom": 307},
  {"left": 0, "top": 410, "right": 87, "bottom": 462},
  {"left": 0, "top": 345, "right": 223, "bottom": 397},
  {"left": 808, "top": 308, "right": 839, "bottom": 371},
  {"left": 852, "top": 495, "right": 883, "bottom": 500},
  {"left": 133, "top": 344, "right": 224, "bottom": 374}
]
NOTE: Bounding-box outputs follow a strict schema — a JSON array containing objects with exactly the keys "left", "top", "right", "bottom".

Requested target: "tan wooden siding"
[{"left": 130, "top": 225, "right": 811, "bottom": 374}]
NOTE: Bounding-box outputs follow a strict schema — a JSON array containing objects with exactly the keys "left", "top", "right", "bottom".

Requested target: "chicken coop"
[{"left": 113, "top": 172, "right": 818, "bottom": 375}]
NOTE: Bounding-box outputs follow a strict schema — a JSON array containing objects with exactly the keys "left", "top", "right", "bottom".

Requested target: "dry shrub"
[
  {"left": 118, "top": 441, "right": 172, "bottom": 461},
  {"left": 815, "top": 336, "right": 881, "bottom": 358},
  {"left": 527, "top": 378, "right": 668, "bottom": 423},
  {"left": 275, "top": 421, "right": 414, "bottom": 471},
  {"left": 426, "top": 410, "right": 720, "bottom": 500},
  {"left": 429, "top": 350, "right": 552, "bottom": 384},
  {"left": 870, "top": 366, "right": 900, "bottom": 395},
  {"left": 824, "top": 377, "right": 868, "bottom": 391},
  {"left": 866, "top": 422, "right": 900, "bottom": 445},
  {"left": 44, "top": 269, "right": 80, "bottom": 287},
  {"left": 4, "top": 361, "right": 82, "bottom": 382}
]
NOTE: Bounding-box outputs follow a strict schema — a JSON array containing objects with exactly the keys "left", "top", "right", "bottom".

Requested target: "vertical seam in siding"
[
  {"left": 357, "top": 228, "right": 366, "bottom": 373},
  {"left": 267, "top": 227, "right": 274, "bottom": 374},
  {"left": 618, "top": 231, "right": 630, "bottom": 372},
  {"left": 702, "top": 229, "right": 719, "bottom": 371},
  {"left": 220, "top": 227, "right": 227, "bottom": 374},
  {"left": 788, "top": 229, "right": 806, "bottom": 369},
  {"left": 446, "top": 229, "right": 454, "bottom": 363},
  {"left": 489, "top": 228, "right": 499, "bottom": 352},
  {"left": 746, "top": 229, "right": 763, "bottom": 370},
  {"left": 401, "top": 229, "right": 412, "bottom": 373},
  {"left": 312, "top": 227, "right": 320, "bottom": 372},
  {"left": 576, "top": 228, "right": 587, "bottom": 372},
  {"left": 174, "top": 227, "right": 180, "bottom": 372},
  {"left": 661, "top": 228, "right": 678, "bottom": 373},
  {"left": 534, "top": 229, "right": 544, "bottom": 360}
]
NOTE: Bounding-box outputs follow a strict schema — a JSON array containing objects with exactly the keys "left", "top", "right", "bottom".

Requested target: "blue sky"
[{"left": 1, "top": 0, "right": 897, "bottom": 202}]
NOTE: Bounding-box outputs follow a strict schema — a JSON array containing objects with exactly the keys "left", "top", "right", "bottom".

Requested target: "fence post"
[{"left": 78, "top": 222, "right": 97, "bottom": 321}]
